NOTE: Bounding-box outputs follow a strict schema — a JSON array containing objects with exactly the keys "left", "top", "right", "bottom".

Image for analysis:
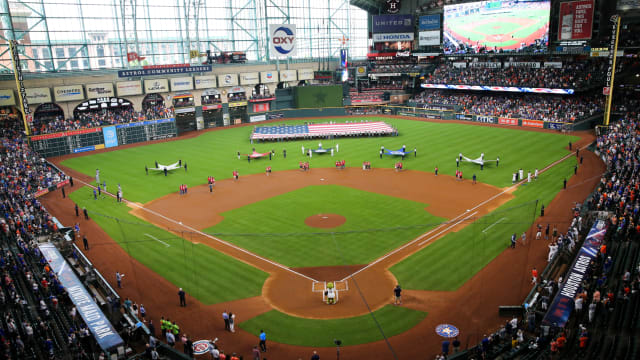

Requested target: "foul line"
[
  {"left": 482, "top": 217, "right": 507, "bottom": 233},
  {"left": 145, "top": 233, "right": 170, "bottom": 247},
  {"left": 417, "top": 211, "right": 478, "bottom": 246},
  {"left": 341, "top": 143, "right": 594, "bottom": 281},
  {"left": 74, "top": 178, "right": 320, "bottom": 282}
]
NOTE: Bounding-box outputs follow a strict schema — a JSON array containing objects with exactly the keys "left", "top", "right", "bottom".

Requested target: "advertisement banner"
[
  {"left": 194, "top": 75, "right": 217, "bottom": 89},
  {"left": 30, "top": 127, "right": 101, "bottom": 141},
  {"left": 543, "top": 220, "right": 608, "bottom": 327},
  {"left": 499, "top": 117, "right": 518, "bottom": 126},
  {"left": 544, "top": 62, "right": 563, "bottom": 68},
  {"left": 202, "top": 104, "right": 222, "bottom": 110},
  {"left": 452, "top": 62, "right": 467, "bottom": 68},
  {"left": 116, "top": 80, "right": 142, "bottom": 96},
  {"left": 269, "top": 24, "right": 297, "bottom": 58},
  {"left": 504, "top": 62, "right": 541, "bottom": 68},
  {"left": 0, "top": 89, "right": 15, "bottom": 106},
  {"left": 618, "top": 0, "right": 640, "bottom": 10},
  {"left": 170, "top": 77, "right": 193, "bottom": 91},
  {"left": 372, "top": 14, "right": 414, "bottom": 33},
  {"left": 355, "top": 66, "right": 367, "bottom": 77},
  {"left": 86, "top": 83, "right": 114, "bottom": 98},
  {"left": 419, "top": 15, "right": 441, "bottom": 30},
  {"left": 297, "top": 68, "right": 314, "bottom": 80},
  {"left": 522, "top": 119, "right": 544, "bottom": 128},
  {"left": 260, "top": 71, "right": 278, "bottom": 83},
  {"left": 469, "top": 62, "right": 502, "bottom": 68},
  {"left": 419, "top": 31, "right": 440, "bottom": 46},
  {"left": 218, "top": 73, "right": 239, "bottom": 87},
  {"left": 250, "top": 114, "right": 267, "bottom": 122},
  {"left": 558, "top": 0, "right": 594, "bottom": 40},
  {"left": 279, "top": 69, "right": 297, "bottom": 82},
  {"left": 117, "top": 65, "right": 211, "bottom": 78},
  {"left": 102, "top": 126, "right": 118, "bottom": 148},
  {"left": 421, "top": 84, "right": 575, "bottom": 95},
  {"left": 53, "top": 85, "right": 84, "bottom": 102},
  {"left": 240, "top": 72, "right": 260, "bottom": 85},
  {"left": 548, "top": 122, "right": 565, "bottom": 130},
  {"left": 39, "top": 243, "right": 124, "bottom": 351},
  {"left": 475, "top": 116, "right": 497, "bottom": 124},
  {"left": 455, "top": 113, "right": 473, "bottom": 121},
  {"left": 373, "top": 33, "right": 414, "bottom": 42},
  {"left": 228, "top": 101, "right": 248, "bottom": 108},
  {"left": 144, "top": 79, "right": 169, "bottom": 94}
]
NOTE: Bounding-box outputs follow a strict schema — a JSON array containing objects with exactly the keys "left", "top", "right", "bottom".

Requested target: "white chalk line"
[
  {"left": 417, "top": 211, "right": 478, "bottom": 246},
  {"left": 482, "top": 217, "right": 507, "bottom": 233},
  {"left": 145, "top": 233, "right": 170, "bottom": 247},
  {"left": 74, "top": 179, "right": 320, "bottom": 282},
  {"left": 341, "top": 143, "right": 593, "bottom": 281}
]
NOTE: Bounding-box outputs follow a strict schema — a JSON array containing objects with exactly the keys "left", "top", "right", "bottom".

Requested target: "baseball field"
[
  {"left": 444, "top": 2, "right": 550, "bottom": 50},
  {"left": 44, "top": 116, "right": 605, "bottom": 358}
]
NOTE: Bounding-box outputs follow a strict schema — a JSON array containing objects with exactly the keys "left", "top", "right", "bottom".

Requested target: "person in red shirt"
[{"left": 531, "top": 267, "right": 538, "bottom": 284}]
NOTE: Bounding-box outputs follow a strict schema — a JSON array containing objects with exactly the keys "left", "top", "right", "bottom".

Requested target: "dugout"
[
  {"left": 201, "top": 89, "right": 223, "bottom": 128},
  {"left": 172, "top": 92, "right": 197, "bottom": 134}
]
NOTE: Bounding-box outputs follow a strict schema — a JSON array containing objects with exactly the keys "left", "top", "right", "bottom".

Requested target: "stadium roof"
[{"left": 350, "top": 0, "right": 381, "bottom": 13}]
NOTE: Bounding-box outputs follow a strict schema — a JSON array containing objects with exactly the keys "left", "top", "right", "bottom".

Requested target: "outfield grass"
[
  {"left": 69, "top": 187, "right": 269, "bottom": 304},
  {"left": 61, "top": 118, "right": 578, "bottom": 203},
  {"left": 239, "top": 305, "right": 427, "bottom": 347},
  {"left": 390, "top": 154, "right": 577, "bottom": 291},
  {"left": 203, "top": 185, "right": 445, "bottom": 267}
]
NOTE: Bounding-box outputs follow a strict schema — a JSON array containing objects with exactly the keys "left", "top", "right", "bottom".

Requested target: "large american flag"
[{"left": 251, "top": 121, "right": 394, "bottom": 140}]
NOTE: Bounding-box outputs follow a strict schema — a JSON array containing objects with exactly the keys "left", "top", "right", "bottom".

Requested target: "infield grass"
[
  {"left": 203, "top": 185, "right": 445, "bottom": 267},
  {"left": 69, "top": 187, "right": 269, "bottom": 304},
  {"left": 61, "top": 117, "right": 578, "bottom": 203},
  {"left": 390, "top": 154, "right": 577, "bottom": 291},
  {"left": 239, "top": 305, "right": 427, "bottom": 347}
]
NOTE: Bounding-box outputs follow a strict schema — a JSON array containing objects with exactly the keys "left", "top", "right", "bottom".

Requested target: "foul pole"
[{"left": 604, "top": 15, "right": 621, "bottom": 126}]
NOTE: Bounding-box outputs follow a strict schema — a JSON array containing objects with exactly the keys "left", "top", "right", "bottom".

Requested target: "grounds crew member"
[
  {"left": 161, "top": 317, "right": 168, "bottom": 337},
  {"left": 172, "top": 321, "right": 180, "bottom": 339}
]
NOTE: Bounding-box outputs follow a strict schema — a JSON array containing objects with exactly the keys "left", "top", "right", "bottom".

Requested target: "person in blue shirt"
[{"left": 259, "top": 329, "right": 267, "bottom": 352}]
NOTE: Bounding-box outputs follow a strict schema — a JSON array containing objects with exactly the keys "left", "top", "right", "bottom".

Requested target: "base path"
[{"left": 44, "top": 122, "right": 601, "bottom": 359}]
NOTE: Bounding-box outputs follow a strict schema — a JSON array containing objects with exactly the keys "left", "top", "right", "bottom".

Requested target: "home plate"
[
  {"left": 322, "top": 216, "right": 329, "bottom": 219},
  {"left": 320, "top": 178, "right": 325, "bottom": 181}
]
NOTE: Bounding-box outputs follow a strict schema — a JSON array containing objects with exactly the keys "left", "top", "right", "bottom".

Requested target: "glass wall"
[{"left": 0, "top": 0, "right": 369, "bottom": 73}]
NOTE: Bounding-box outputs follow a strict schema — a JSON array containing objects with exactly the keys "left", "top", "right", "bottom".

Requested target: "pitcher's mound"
[{"left": 305, "top": 214, "right": 346, "bottom": 228}]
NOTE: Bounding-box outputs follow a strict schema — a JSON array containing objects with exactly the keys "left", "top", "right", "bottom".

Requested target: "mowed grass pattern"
[
  {"left": 69, "top": 187, "right": 268, "bottom": 304},
  {"left": 391, "top": 155, "right": 577, "bottom": 291},
  {"left": 239, "top": 306, "right": 427, "bottom": 347},
  {"left": 61, "top": 118, "right": 578, "bottom": 203},
  {"left": 204, "top": 185, "right": 445, "bottom": 267}
]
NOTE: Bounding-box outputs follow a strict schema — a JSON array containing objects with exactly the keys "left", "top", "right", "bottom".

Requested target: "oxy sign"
[{"left": 270, "top": 24, "right": 297, "bottom": 58}]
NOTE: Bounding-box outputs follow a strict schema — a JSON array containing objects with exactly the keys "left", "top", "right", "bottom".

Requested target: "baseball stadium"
[{"left": 0, "top": 0, "right": 639, "bottom": 360}]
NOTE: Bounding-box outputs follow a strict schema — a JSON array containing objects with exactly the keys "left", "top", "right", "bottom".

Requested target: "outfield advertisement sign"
[
  {"left": 116, "top": 81, "right": 143, "bottom": 96},
  {"left": 269, "top": 24, "right": 297, "bottom": 58},
  {"left": 522, "top": 120, "right": 544, "bottom": 128},
  {"left": 86, "top": 83, "right": 114, "bottom": 98},
  {"left": 421, "top": 84, "right": 575, "bottom": 95},
  {"left": 547, "top": 122, "right": 565, "bottom": 130},
  {"left": 0, "top": 89, "right": 15, "bottom": 106},
  {"left": 372, "top": 14, "right": 414, "bottom": 33},
  {"left": 618, "top": 0, "right": 640, "bottom": 10},
  {"left": 419, "top": 31, "right": 441, "bottom": 46},
  {"left": 475, "top": 115, "right": 497, "bottom": 124},
  {"left": 419, "top": 15, "right": 441, "bottom": 30},
  {"left": 194, "top": 75, "right": 217, "bottom": 89},
  {"left": 498, "top": 117, "right": 518, "bottom": 126},
  {"left": 54, "top": 85, "right": 84, "bottom": 102},
  {"left": 455, "top": 114, "right": 473, "bottom": 121},
  {"left": 102, "top": 126, "right": 118, "bottom": 148},
  {"left": 543, "top": 220, "right": 608, "bottom": 327},
  {"left": 39, "top": 243, "right": 124, "bottom": 351},
  {"left": 117, "top": 65, "right": 211, "bottom": 78},
  {"left": 558, "top": 0, "right": 595, "bottom": 40},
  {"left": 372, "top": 33, "right": 414, "bottom": 42}
]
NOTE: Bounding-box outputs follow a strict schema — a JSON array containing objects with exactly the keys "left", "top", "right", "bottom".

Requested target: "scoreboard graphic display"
[{"left": 30, "top": 118, "right": 177, "bottom": 157}]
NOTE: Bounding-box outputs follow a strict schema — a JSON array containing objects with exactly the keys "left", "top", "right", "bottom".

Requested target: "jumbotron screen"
[{"left": 443, "top": 0, "right": 550, "bottom": 54}]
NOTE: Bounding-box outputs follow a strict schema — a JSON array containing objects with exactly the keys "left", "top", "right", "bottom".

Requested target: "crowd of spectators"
[
  {"left": 228, "top": 93, "right": 247, "bottom": 102},
  {"left": 424, "top": 60, "right": 605, "bottom": 89},
  {"left": 30, "top": 105, "right": 174, "bottom": 136},
  {"left": 413, "top": 90, "right": 604, "bottom": 122},
  {"left": 0, "top": 122, "right": 107, "bottom": 358}
]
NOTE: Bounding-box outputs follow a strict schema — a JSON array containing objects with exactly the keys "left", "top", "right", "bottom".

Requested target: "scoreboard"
[
  {"left": 30, "top": 118, "right": 177, "bottom": 158},
  {"left": 30, "top": 128, "right": 105, "bottom": 158},
  {"left": 116, "top": 118, "right": 177, "bottom": 145}
]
